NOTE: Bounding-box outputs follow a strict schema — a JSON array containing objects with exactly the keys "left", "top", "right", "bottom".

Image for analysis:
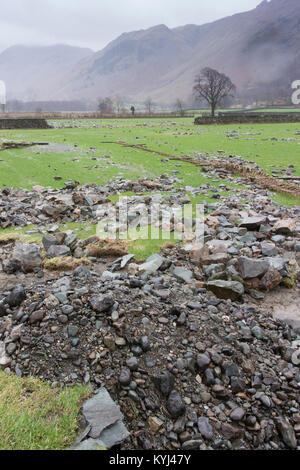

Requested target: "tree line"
[
  {"left": 97, "top": 68, "right": 236, "bottom": 117},
  {"left": 5, "top": 68, "right": 238, "bottom": 116}
]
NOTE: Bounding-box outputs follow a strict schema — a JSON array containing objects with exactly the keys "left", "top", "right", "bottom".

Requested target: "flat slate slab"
[
  {"left": 238, "top": 257, "right": 269, "bottom": 280},
  {"left": 71, "top": 388, "right": 129, "bottom": 450},
  {"left": 139, "top": 254, "right": 165, "bottom": 275},
  {"left": 83, "top": 388, "right": 123, "bottom": 438},
  {"left": 169, "top": 266, "right": 193, "bottom": 283},
  {"left": 207, "top": 280, "right": 244, "bottom": 301}
]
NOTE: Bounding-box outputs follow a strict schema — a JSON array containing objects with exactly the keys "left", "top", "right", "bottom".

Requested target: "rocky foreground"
[{"left": 0, "top": 176, "right": 300, "bottom": 450}]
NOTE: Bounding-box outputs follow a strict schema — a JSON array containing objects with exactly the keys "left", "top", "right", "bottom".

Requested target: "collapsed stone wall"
[
  {"left": 1, "top": 112, "right": 193, "bottom": 120},
  {"left": 194, "top": 113, "right": 300, "bottom": 125},
  {"left": 0, "top": 118, "right": 50, "bottom": 129}
]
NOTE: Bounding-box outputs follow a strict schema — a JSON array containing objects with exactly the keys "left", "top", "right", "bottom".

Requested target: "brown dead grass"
[
  {"left": 0, "top": 141, "right": 47, "bottom": 152},
  {"left": 162, "top": 242, "right": 176, "bottom": 250},
  {"left": 0, "top": 233, "right": 20, "bottom": 244},
  {"left": 43, "top": 256, "right": 91, "bottom": 271},
  {"left": 86, "top": 238, "right": 129, "bottom": 258},
  {"left": 115, "top": 141, "right": 300, "bottom": 197}
]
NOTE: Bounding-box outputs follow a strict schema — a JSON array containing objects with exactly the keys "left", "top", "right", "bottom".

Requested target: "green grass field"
[
  {"left": 0, "top": 117, "right": 300, "bottom": 449},
  {"left": 0, "top": 118, "right": 299, "bottom": 255},
  {"left": 1, "top": 117, "right": 299, "bottom": 260},
  {"left": 0, "top": 370, "right": 90, "bottom": 450},
  {"left": 0, "top": 118, "right": 299, "bottom": 187}
]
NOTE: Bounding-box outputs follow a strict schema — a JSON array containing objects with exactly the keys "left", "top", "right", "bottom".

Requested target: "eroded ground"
[{"left": 0, "top": 118, "right": 300, "bottom": 450}]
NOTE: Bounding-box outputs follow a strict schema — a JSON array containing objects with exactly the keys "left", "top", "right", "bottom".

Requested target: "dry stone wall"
[
  {"left": 0, "top": 118, "right": 50, "bottom": 129},
  {"left": 195, "top": 113, "right": 300, "bottom": 125}
]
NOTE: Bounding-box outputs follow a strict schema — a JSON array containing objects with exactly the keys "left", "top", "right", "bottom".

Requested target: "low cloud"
[{"left": 0, "top": 0, "right": 261, "bottom": 52}]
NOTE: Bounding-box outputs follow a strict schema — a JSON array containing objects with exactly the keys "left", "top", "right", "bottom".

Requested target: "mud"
[{"left": 252, "top": 286, "right": 300, "bottom": 332}]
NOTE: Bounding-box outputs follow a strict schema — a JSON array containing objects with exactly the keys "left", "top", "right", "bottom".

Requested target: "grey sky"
[{"left": 0, "top": 0, "right": 261, "bottom": 53}]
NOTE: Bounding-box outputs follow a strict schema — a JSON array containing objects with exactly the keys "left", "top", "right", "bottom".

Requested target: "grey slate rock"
[
  {"left": 152, "top": 371, "right": 175, "bottom": 397},
  {"left": 198, "top": 417, "right": 213, "bottom": 440},
  {"left": 6, "top": 285, "right": 26, "bottom": 307},
  {"left": 207, "top": 280, "right": 244, "bottom": 300},
  {"left": 42, "top": 234, "right": 58, "bottom": 251},
  {"left": 90, "top": 295, "right": 114, "bottom": 313},
  {"left": 268, "top": 257, "right": 288, "bottom": 271},
  {"left": 71, "top": 438, "right": 106, "bottom": 451},
  {"left": 240, "top": 216, "right": 267, "bottom": 230},
  {"left": 47, "top": 245, "right": 71, "bottom": 258},
  {"left": 238, "top": 257, "right": 269, "bottom": 279},
  {"left": 120, "top": 254, "right": 135, "bottom": 268},
  {"left": 167, "top": 390, "right": 186, "bottom": 418},
  {"left": 169, "top": 266, "right": 193, "bottom": 283},
  {"left": 100, "top": 419, "right": 130, "bottom": 448},
  {"left": 276, "top": 418, "right": 297, "bottom": 449},
  {"left": 82, "top": 388, "right": 129, "bottom": 446},
  {"left": 12, "top": 243, "right": 42, "bottom": 272},
  {"left": 139, "top": 254, "right": 165, "bottom": 276}
]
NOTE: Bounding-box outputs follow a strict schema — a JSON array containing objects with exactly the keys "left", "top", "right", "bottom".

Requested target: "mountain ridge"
[{"left": 0, "top": 0, "right": 299, "bottom": 104}]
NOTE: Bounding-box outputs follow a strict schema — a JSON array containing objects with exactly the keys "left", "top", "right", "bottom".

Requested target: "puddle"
[{"left": 34, "top": 143, "right": 92, "bottom": 154}]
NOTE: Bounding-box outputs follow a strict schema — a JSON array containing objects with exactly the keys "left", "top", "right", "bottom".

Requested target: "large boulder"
[
  {"left": 47, "top": 245, "right": 71, "bottom": 258},
  {"left": 6, "top": 285, "right": 26, "bottom": 308},
  {"left": 207, "top": 280, "right": 244, "bottom": 300},
  {"left": 238, "top": 257, "right": 269, "bottom": 280},
  {"left": 273, "top": 219, "right": 296, "bottom": 235},
  {"left": 139, "top": 254, "right": 165, "bottom": 276},
  {"left": 42, "top": 234, "right": 59, "bottom": 251},
  {"left": 240, "top": 216, "right": 267, "bottom": 230},
  {"left": 72, "top": 388, "right": 129, "bottom": 450},
  {"left": 11, "top": 243, "right": 42, "bottom": 273},
  {"left": 169, "top": 266, "right": 194, "bottom": 283}
]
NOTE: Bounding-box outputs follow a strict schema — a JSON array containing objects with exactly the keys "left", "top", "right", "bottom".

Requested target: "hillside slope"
[
  {"left": 0, "top": 0, "right": 299, "bottom": 103},
  {"left": 0, "top": 45, "right": 93, "bottom": 101},
  {"left": 58, "top": 0, "right": 300, "bottom": 102}
]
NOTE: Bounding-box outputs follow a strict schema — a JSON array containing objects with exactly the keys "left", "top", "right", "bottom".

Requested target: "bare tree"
[
  {"left": 174, "top": 99, "right": 185, "bottom": 116},
  {"left": 98, "top": 97, "right": 114, "bottom": 114},
  {"left": 144, "top": 98, "right": 154, "bottom": 114},
  {"left": 114, "top": 94, "right": 124, "bottom": 114},
  {"left": 193, "top": 68, "right": 236, "bottom": 117}
]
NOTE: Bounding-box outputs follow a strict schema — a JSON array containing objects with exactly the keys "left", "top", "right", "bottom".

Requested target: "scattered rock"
[
  {"left": 167, "top": 390, "right": 186, "bottom": 418},
  {"left": 207, "top": 280, "right": 244, "bottom": 300},
  {"left": 238, "top": 257, "right": 269, "bottom": 280}
]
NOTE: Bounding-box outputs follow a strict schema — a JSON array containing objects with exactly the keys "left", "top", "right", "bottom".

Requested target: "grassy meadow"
[
  {"left": 0, "top": 118, "right": 299, "bottom": 188},
  {"left": 0, "top": 117, "right": 299, "bottom": 449},
  {"left": 0, "top": 370, "right": 90, "bottom": 450},
  {"left": 1, "top": 117, "right": 300, "bottom": 257}
]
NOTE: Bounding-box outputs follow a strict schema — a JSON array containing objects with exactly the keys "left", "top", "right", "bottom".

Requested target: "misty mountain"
[
  {"left": 0, "top": 0, "right": 299, "bottom": 104},
  {"left": 0, "top": 44, "right": 93, "bottom": 101}
]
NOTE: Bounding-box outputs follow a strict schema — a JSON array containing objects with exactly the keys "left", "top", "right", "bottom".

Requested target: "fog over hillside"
[{"left": 0, "top": 0, "right": 299, "bottom": 104}]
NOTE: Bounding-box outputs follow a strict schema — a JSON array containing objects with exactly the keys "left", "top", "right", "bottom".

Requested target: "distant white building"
[{"left": 0, "top": 80, "right": 6, "bottom": 112}]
